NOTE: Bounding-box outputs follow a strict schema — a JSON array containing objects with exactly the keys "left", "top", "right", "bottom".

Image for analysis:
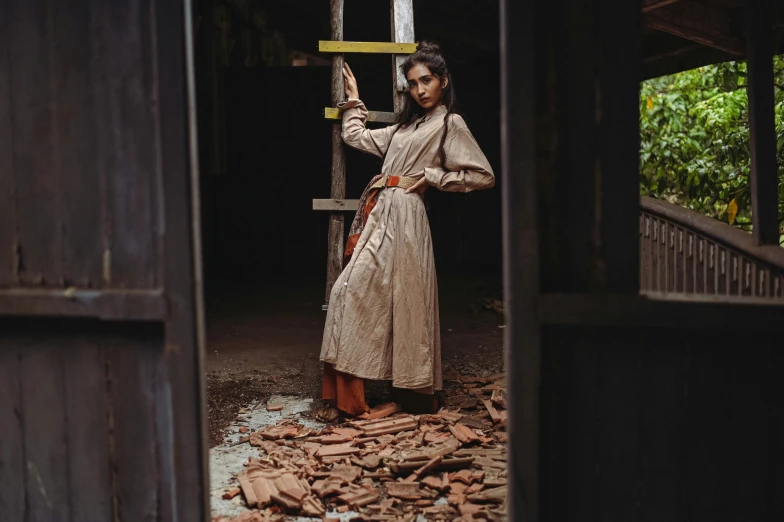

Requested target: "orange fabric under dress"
[{"left": 322, "top": 363, "right": 369, "bottom": 416}]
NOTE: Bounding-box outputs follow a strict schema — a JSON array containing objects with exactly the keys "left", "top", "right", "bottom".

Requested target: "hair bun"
[{"left": 416, "top": 41, "right": 441, "bottom": 54}]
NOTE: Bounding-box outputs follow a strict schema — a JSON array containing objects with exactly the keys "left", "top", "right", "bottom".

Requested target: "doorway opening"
[{"left": 192, "top": 1, "right": 505, "bottom": 517}]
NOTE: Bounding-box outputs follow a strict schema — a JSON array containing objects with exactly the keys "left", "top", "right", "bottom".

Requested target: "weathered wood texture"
[
  {"left": 745, "top": 0, "right": 780, "bottom": 246},
  {"left": 643, "top": 0, "right": 744, "bottom": 55},
  {"left": 0, "top": 0, "right": 16, "bottom": 287},
  {"left": 0, "top": 322, "right": 172, "bottom": 522},
  {"left": 0, "top": 0, "right": 163, "bottom": 293},
  {"left": 500, "top": 0, "right": 539, "bottom": 519},
  {"left": 319, "top": 41, "right": 416, "bottom": 54},
  {"left": 540, "top": 325, "right": 784, "bottom": 521},
  {"left": 0, "top": 1, "right": 206, "bottom": 520},
  {"left": 157, "top": 0, "right": 209, "bottom": 517},
  {"left": 324, "top": 107, "right": 395, "bottom": 123},
  {"left": 390, "top": 0, "right": 415, "bottom": 112},
  {"left": 313, "top": 199, "right": 361, "bottom": 212},
  {"left": 539, "top": 0, "right": 640, "bottom": 294},
  {"left": 326, "top": 0, "right": 346, "bottom": 303}
]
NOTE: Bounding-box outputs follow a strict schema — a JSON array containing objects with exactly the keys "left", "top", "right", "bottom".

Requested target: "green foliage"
[{"left": 639, "top": 57, "right": 784, "bottom": 243}]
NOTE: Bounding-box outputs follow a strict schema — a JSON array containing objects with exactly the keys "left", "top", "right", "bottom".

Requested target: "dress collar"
[{"left": 416, "top": 104, "right": 448, "bottom": 126}]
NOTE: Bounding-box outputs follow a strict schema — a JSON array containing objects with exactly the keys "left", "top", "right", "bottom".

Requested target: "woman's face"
[{"left": 406, "top": 63, "right": 447, "bottom": 111}]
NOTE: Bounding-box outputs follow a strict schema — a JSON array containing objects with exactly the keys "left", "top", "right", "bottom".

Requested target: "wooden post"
[
  {"left": 745, "top": 0, "right": 779, "bottom": 246},
  {"left": 390, "top": 0, "right": 414, "bottom": 113},
  {"left": 326, "top": 0, "right": 346, "bottom": 303},
  {"left": 500, "top": 0, "right": 539, "bottom": 519}
]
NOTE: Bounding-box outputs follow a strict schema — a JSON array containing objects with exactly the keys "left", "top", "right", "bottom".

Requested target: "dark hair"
[{"left": 394, "top": 41, "right": 457, "bottom": 169}]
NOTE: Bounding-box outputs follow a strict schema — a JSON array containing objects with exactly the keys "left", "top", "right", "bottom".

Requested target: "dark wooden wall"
[
  {"left": 500, "top": 0, "right": 784, "bottom": 520},
  {"left": 0, "top": 1, "right": 207, "bottom": 520}
]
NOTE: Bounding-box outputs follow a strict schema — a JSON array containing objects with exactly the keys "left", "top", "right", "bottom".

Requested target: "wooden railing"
[{"left": 640, "top": 196, "right": 784, "bottom": 300}]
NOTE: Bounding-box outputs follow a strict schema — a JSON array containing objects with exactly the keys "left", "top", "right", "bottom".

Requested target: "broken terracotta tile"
[
  {"left": 412, "top": 455, "right": 443, "bottom": 478},
  {"left": 328, "top": 465, "right": 362, "bottom": 483},
  {"left": 467, "top": 485, "right": 507, "bottom": 503},
  {"left": 493, "top": 430, "right": 508, "bottom": 443},
  {"left": 250, "top": 476, "right": 279, "bottom": 507},
  {"left": 459, "top": 503, "right": 487, "bottom": 516},
  {"left": 448, "top": 424, "right": 481, "bottom": 445},
  {"left": 316, "top": 444, "right": 361, "bottom": 458},
  {"left": 438, "top": 410, "right": 463, "bottom": 422},
  {"left": 474, "top": 456, "right": 505, "bottom": 470},
  {"left": 422, "top": 475, "right": 449, "bottom": 493},
  {"left": 458, "top": 416, "right": 487, "bottom": 430},
  {"left": 484, "top": 476, "right": 508, "bottom": 488},
  {"left": 259, "top": 424, "right": 300, "bottom": 441},
  {"left": 360, "top": 402, "right": 403, "bottom": 420},
  {"left": 222, "top": 487, "right": 241, "bottom": 500},
  {"left": 448, "top": 493, "right": 467, "bottom": 506},
  {"left": 490, "top": 388, "right": 506, "bottom": 409},
  {"left": 452, "top": 469, "right": 474, "bottom": 485},
  {"left": 301, "top": 495, "right": 326, "bottom": 516},
  {"left": 423, "top": 431, "right": 452, "bottom": 445},
  {"left": 423, "top": 504, "right": 458, "bottom": 516},
  {"left": 482, "top": 400, "right": 503, "bottom": 424},
  {"left": 338, "top": 484, "right": 379, "bottom": 507},
  {"left": 237, "top": 472, "right": 259, "bottom": 507},
  {"left": 319, "top": 434, "right": 356, "bottom": 445},
  {"left": 450, "top": 482, "right": 469, "bottom": 495},
  {"left": 472, "top": 470, "right": 486, "bottom": 482},
  {"left": 331, "top": 427, "right": 363, "bottom": 438},
  {"left": 269, "top": 490, "right": 303, "bottom": 511},
  {"left": 377, "top": 447, "right": 395, "bottom": 458},
  {"left": 386, "top": 482, "right": 424, "bottom": 500},
  {"left": 267, "top": 403, "right": 284, "bottom": 412},
  {"left": 467, "top": 483, "right": 484, "bottom": 494},
  {"left": 414, "top": 499, "right": 435, "bottom": 507},
  {"left": 311, "top": 475, "right": 345, "bottom": 498},
  {"left": 351, "top": 454, "right": 381, "bottom": 469},
  {"left": 362, "top": 417, "right": 419, "bottom": 437}
]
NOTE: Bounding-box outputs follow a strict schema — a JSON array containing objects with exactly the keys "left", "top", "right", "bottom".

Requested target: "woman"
[{"left": 320, "top": 42, "right": 494, "bottom": 417}]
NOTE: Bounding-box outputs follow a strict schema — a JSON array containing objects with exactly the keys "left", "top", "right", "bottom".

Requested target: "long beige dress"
[{"left": 319, "top": 99, "right": 494, "bottom": 392}]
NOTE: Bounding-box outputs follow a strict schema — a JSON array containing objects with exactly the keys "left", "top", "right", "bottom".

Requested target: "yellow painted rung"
[
  {"left": 319, "top": 41, "right": 417, "bottom": 54},
  {"left": 324, "top": 107, "right": 396, "bottom": 123}
]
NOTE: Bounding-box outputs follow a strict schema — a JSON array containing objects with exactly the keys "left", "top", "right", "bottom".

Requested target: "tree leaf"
[{"left": 728, "top": 197, "right": 738, "bottom": 225}]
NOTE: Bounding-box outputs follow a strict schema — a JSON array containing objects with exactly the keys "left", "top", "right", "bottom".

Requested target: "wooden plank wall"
[
  {"left": 0, "top": 321, "right": 167, "bottom": 521},
  {"left": 0, "top": 0, "right": 163, "bottom": 291},
  {"left": 540, "top": 325, "right": 784, "bottom": 521},
  {"left": 501, "top": 0, "right": 784, "bottom": 520},
  {"left": 0, "top": 0, "right": 206, "bottom": 520}
]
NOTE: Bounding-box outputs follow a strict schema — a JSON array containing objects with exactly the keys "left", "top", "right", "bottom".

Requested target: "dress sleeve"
[
  {"left": 339, "top": 99, "right": 398, "bottom": 158},
  {"left": 422, "top": 125, "right": 495, "bottom": 192}
]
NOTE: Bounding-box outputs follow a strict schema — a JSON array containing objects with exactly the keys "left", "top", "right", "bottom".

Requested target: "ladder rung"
[
  {"left": 313, "top": 199, "right": 360, "bottom": 211},
  {"left": 319, "top": 41, "right": 417, "bottom": 54},
  {"left": 324, "top": 107, "right": 396, "bottom": 123}
]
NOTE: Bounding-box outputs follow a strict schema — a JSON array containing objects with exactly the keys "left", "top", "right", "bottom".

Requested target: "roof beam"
[
  {"left": 642, "top": 0, "right": 684, "bottom": 14},
  {"left": 643, "top": 0, "right": 744, "bottom": 55}
]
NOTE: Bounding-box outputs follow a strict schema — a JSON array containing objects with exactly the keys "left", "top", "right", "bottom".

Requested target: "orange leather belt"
[{"left": 369, "top": 175, "right": 418, "bottom": 190}]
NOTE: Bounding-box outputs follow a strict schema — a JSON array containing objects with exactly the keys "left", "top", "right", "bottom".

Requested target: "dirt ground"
[{"left": 205, "top": 274, "right": 505, "bottom": 447}]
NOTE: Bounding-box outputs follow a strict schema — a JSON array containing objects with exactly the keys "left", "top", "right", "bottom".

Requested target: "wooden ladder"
[{"left": 314, "top": 0, "right": 416, "bottom": 310}]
